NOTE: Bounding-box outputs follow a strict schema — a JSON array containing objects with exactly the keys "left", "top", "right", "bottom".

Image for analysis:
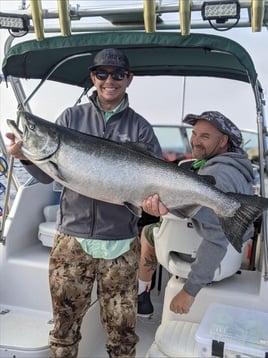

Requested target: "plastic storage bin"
[{"left": 195, "top": 303, "right": 268, "bottom": 358}]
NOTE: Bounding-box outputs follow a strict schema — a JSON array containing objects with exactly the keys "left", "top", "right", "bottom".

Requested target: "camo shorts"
[
  {"left": 144, "top": 222, "right": 161, "bottom": 247},
  {"left": 48, "top": 231, "right": 140, "bottom": 358}
]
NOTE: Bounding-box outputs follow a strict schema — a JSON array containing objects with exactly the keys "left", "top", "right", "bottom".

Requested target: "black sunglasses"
[{"left": 93, "top": 69, "right": 129, "bottom": 81}]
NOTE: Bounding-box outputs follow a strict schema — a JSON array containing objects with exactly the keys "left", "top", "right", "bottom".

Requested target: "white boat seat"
[
  {"left": 146, "top": 321, "right": 199, "bottom": 357},
  {"left": 154, "top": 214, "right": 246, "bottom": 282},
  {"left": 38, "top": 204, "right": 59, "bottom": 247}
]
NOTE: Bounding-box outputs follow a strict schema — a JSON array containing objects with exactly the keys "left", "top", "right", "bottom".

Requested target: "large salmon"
[{"left": 7, "top": 111, "right": 268, "bottom": 252}]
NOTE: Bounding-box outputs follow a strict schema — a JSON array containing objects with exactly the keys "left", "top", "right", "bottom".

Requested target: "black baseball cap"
[{"left": 89, "top": 48, "right": 130, "bottom": 71}]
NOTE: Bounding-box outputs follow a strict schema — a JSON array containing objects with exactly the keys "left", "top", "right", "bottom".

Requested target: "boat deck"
[
  {"left": 0, "top": 306, "right": 52, "bottom": 357},
  {"left": 86, "top": 298, "right": 164, "bottom": 358},
  {"left": 83, "top": 267, "right": 169, "bottom": 358},
  {"left": 0, "top": 267, "right": 168, "bottom": 358}
]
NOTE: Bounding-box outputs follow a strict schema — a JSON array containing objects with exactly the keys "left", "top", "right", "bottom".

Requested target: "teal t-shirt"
[{"left": 75, "top": 237, "right": 135, "bottom": 259}]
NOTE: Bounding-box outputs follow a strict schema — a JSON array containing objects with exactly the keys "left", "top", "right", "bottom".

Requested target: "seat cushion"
[
  {"left": 154, "top": 321, "right": 199, "bottom": 357},
  {"left": 146, "top": 342, "right": 168, "bottom": 357},
  {"left": 38, "top": 221, "right": 56, "bottom": 247}
]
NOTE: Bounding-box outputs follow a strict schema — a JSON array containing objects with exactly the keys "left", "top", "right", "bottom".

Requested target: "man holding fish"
[
  {"left": 6, "top": 48, "right": 162, "bottom": 358},
  {"left": 138, "top": 111, "right": 255, "bottom": 317}
]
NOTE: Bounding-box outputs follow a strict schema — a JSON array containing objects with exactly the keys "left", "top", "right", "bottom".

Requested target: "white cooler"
[{"left": 195, "top": 303, "right": 268, "bottom": 358}]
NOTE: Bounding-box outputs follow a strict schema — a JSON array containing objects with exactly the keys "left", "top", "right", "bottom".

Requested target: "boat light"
[
  {"left": 201, "top": 1, "right": 240, "bottom": 23},
  {"left": 0, "top": 12, "right": 29, "bottom": 32}
]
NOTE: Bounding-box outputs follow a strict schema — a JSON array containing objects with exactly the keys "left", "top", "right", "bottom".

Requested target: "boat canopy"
[{"left": 2, "top": 31, "right": 258, "bottom": 90}]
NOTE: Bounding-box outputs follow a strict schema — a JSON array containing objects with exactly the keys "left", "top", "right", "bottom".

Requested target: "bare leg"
[
  {"left": 137, "top": 226, "right": 158, "bottom": 316},
  {"left": 138, "top": 227, "right": 158, "bottom": 282}
]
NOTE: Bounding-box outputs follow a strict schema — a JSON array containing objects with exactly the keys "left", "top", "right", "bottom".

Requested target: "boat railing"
[{"left": 0, "top": 130, "right": 22, "bottom": 243}]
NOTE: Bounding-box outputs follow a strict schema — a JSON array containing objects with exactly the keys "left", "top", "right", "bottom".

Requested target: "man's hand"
[
  {"left": 170, "top": 288, "right": 195, "bottom": 314},
  {"left": 142, "top": 194, "right": 168, "bottom": 217},
  {"left": 6, "top": 133, "right": 28, "bottom": 161}
]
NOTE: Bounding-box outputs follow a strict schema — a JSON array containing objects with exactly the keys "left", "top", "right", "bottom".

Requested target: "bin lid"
[{"left": 195, "top": 303, "right": 268, "bottom": 358}]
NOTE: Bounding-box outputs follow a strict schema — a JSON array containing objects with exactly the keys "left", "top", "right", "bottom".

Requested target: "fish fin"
[
  {"left": 123, "top": 202, "right": 143, "bottom": 217},
  {"left": 169, "top": 205, "right": 201, "bottom": 218},
  {"left": 47, "top": 162, "right": 66, "bottom": 181},
  {"left": 219, "top": 193, "right": 268, "bottom": 253}
]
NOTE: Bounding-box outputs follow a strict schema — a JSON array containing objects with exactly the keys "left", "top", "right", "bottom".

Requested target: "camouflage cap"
[
  {"left": 183, "top": 111, "right": 242, "bottom": 148},
  {"left": 89, "top": 48, "right": 130, "bottom": 71}
]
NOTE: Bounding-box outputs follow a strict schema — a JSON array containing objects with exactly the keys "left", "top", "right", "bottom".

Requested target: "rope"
[
  {"left": 0, "top": 156, "right": 8, "bottom": 177},
  {"left": 0, "top": 156, "right": 8, "bottom": 217}
]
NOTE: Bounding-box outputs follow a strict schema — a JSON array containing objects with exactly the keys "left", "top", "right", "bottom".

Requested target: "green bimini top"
[{"left": 2, "top": 31, "right": 258, "bottom": 90}]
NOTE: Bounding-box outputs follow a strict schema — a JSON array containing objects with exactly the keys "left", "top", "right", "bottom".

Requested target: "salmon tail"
[{"left": 219, "top": 193, "right": 268, "bottom": 253}]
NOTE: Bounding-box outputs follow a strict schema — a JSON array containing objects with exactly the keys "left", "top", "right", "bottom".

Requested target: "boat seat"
[
  {"left": 154, "top": 214, "right": 247, "bottom": 282},
  {"left": 38, "top": 204, "right": 58, "bottom": 247},
  {"left": 146, "top": 321, "right": 199, "bottom": 357}
]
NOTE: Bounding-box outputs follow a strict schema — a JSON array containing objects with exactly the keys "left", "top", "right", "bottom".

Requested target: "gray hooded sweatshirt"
[{"left": 183, "top": 150, "right": 255, "bottom": 297}]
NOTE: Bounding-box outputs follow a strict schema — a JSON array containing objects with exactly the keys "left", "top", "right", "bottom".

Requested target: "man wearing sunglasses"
[
  {"left": 90, "top": 49, "right": 133, "bottom": 115},
  {"left": 6, "top": 48, "right": 162, "bottom": 358}
]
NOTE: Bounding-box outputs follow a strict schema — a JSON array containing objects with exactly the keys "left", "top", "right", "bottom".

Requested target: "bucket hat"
[{"left": 183, "top": 111, "right": 242, "bottom": 148}]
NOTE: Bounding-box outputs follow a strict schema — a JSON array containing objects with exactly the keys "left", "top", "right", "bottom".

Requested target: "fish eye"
[{"left": 29, "top": 124, "right": 35, "bottom": 130}]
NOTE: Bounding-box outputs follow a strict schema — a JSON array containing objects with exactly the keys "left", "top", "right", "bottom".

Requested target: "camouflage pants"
[{"left": 48, "top": 232, "right": 140, "bottom": 358}]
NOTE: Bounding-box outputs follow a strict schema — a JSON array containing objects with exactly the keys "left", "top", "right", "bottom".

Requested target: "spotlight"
[
  {"left": 0, "top": 12, "right": 29, "bottom": 32},
  {"left": 202, "top": 1, "right": 240, "bottom": 24}
]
